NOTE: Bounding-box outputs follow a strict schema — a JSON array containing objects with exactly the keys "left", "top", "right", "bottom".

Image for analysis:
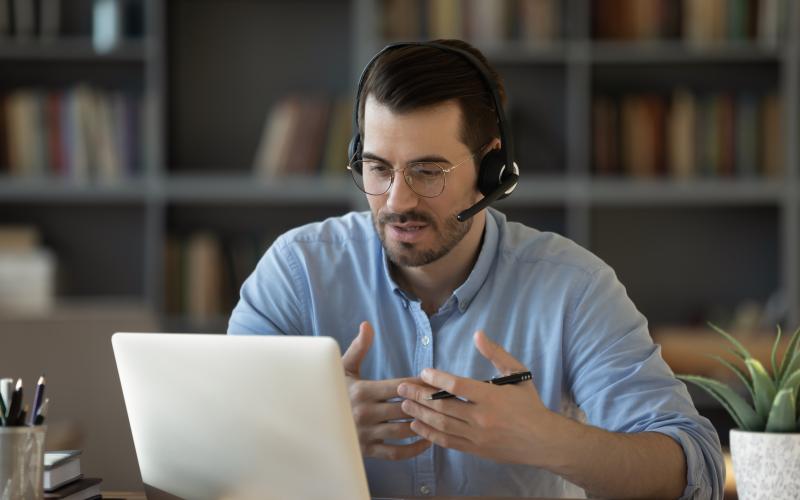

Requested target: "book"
[
  {"left": 11, "top": 0, "right": 34, "bottom": 38},
  {"left": 43, "top": 450, "right": 82, "bottom": 492},
  {"left": 186, "top": 232, "right": 222, "bottom": 320},
  {"left": 44, "top": 477, "right": 102, "bottom": 500},
  {"left": 0, "top": 225, "right": 39, "bottom": 250},
  {"left": 39, "top": 0, "right": 61, "bottom": 39},
  {"left": 667, "top": 89, "right": 696, "bottom": 179},
  {"left": 0, "top": 0, "right": 9, "bottom": 36},
  {"left": 519, "top": 0, "right": 560, "bottom": 43}
]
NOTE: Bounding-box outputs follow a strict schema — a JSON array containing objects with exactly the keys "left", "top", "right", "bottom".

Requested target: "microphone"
[{"left": 456, "top": 173, "right": 519, "bottom": 222}]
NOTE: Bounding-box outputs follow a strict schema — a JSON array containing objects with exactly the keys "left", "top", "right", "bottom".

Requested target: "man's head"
[
  {"left": 352, "top": 40, "right": 507, "bottom": 269},
  {"left": 356, "top": 39, "right": 506, "bottom": 163}
]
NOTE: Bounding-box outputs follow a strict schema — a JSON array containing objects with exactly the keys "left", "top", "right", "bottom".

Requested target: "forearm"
[{"left": 534, "top": 413, "right": 687, "bottom": 499}]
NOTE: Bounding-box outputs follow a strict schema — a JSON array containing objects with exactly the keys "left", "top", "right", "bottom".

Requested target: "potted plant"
[{"left": 677, "top": 324, "right": 800, "bottom": 500}]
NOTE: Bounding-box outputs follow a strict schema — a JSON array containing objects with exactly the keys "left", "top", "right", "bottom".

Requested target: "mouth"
[{"left": 385, "top": 222, "right": 429, "bottom": 243}]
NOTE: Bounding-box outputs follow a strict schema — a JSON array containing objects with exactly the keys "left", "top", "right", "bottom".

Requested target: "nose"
[{"left": 385, "top": 170, "right": 419, "bottom": 214}]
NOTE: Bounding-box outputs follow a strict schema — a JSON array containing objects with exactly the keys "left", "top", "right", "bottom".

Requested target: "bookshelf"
[{"left": 0, "top": 0, "right": 798, "bottom": 334}]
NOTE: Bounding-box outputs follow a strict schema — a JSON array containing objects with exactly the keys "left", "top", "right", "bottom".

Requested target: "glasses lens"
[
  {"left": 406, "top": 163, "right": 445, "bottom": 197},
  {"left": 350, "top": 160, "right": 392, "bottom": 195},
  {"left": 349, "top": 161, "right": 446, "bottom": 197}
]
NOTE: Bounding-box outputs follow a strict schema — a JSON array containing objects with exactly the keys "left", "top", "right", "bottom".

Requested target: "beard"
[{"left": 374, "top": 206, "right": 473, "bottom": 268}]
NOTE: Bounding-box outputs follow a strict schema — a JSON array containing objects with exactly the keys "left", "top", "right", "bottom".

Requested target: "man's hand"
[
  {"left": 397, "top": 330, "right": 556, "bottom": 465},
  {"left": 342, "top": 321, "right": 432, "bottom": 460}
]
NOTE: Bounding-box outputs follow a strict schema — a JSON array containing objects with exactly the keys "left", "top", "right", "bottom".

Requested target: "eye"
[
  {"left": 365, "top": 162, "right": 393, "bottom": 176},
  {"left": 411, "top": 164, "right": 443, "bottom": 178}
]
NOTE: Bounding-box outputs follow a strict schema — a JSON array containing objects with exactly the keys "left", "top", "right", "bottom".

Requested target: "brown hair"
[{"left": 357, "top": 39, "right": 506, "bottom": 157}]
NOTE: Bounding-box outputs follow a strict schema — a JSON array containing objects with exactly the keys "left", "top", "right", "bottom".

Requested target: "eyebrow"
[{"left": 361, "top": 152, "right": 453, "bottom": 165}]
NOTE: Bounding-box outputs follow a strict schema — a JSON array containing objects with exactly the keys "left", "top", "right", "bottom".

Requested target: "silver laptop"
[{"left": 112, "top": 333, "right": 370, "bottom": 500}]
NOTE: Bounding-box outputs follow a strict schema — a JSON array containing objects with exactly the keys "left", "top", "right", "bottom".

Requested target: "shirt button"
[
  {"left": 419, "top": 484, "right": 431, "bottom": 495},
  {"left": 421, "top": 335, "right": 430, "bottom": 346}
]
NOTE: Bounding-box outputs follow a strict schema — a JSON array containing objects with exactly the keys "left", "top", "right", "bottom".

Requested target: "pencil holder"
[{"left": 0, "top": 426, "right": 46, "bottom": 500}]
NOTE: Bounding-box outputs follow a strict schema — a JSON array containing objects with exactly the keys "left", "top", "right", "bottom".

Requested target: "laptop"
[{"left": 112, "top": 333, "right": 370, "bottom": 500}]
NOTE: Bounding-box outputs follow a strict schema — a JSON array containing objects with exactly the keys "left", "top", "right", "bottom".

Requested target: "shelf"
[
  {"left": 0, "top": 37, "right": 147, "bottom": 62},
  {"left": 587, "top": 41, "right": 783, "bottom": 64},
  {"left": 0, "top": 175, "right": 790, "bottom": 206},
  {"left": 163, "top": 173, "right": 360, "bottom": 204},
  {"left": 584, "top": 178, "right": 789, "bottom": 205},
  {"left": 0, "top": 177, "right": 150, "bottom": 203}
]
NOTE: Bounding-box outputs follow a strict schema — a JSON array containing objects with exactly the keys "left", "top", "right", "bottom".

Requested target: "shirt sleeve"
[
  {"left": 227, "top": 236, "right": 310, "bottom": 336},
  {"left": 564, "top": 266, "right": 725, "bottom": 500}
]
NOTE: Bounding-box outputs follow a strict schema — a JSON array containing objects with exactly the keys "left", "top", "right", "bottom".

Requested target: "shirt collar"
[{"left": 379, "top": 209, "right": 501, "bottom": 312}]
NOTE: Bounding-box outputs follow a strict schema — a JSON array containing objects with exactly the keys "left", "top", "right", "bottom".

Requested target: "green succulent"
[{"left": 676, "top": 323, "right": 800, "bottom": 433}]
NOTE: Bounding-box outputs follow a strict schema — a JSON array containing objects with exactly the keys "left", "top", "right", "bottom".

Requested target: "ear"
[{"left": 484, "top": 137, "right": 501, "bottom": 153}]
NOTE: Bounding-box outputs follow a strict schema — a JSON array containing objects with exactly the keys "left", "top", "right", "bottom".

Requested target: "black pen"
[
  {"left": 6, "top": 379, "right": 23, "bottom": 426},
  {"left": 426, "top": 371, "right": 533, "bottom": 400}
]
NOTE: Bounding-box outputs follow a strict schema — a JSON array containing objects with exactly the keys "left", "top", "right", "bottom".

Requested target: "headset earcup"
[
  {"left": 348, "top": 134, "right": 362, "bottom": 172},
  {"left": 477, "top": 149, "right": 506, "bottom": 196}
]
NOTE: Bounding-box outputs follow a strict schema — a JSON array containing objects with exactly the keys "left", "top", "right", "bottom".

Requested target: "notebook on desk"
[{"left": 112, "top": 333, "right": 370, "bottom": 500}]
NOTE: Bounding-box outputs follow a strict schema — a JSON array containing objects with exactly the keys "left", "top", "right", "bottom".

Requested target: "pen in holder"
[
  {"left": 0, "top": 425, "right": 46, "bottom": 500},
  {"left": 0, "top": 375, "right": 49, "bottom": 500}
]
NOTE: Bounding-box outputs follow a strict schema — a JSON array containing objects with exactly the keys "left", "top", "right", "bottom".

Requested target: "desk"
[{"left": 104, "top": 495, "right": 571, "bottom": 500}]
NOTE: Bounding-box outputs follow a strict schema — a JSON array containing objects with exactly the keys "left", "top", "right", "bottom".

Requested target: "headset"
[{"left": 347, "top": 41, "right": 519, "bottom": 222}]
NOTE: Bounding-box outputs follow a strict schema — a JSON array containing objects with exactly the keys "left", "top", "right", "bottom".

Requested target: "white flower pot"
[{"left": 729, "top": 429, "right": 800, "bottom": 500}]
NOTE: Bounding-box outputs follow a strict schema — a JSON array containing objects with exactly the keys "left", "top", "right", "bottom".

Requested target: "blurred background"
[{"left": 0, "top": 0, "right": 797, "bottom": 492}]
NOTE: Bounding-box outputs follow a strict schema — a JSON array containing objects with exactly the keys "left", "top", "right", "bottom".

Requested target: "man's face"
[{"left": 361, "top": 97, "right": 482, "bottom": 268}]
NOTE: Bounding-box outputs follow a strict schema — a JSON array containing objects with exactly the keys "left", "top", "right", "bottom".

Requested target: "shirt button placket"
[{"left": 409, "top": 302, "right": 435, "bottom": 497}]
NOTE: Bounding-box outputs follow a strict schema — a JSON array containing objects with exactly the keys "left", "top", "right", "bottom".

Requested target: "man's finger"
[
  {"left": 363, "top": 439, "right": 432, "bottom": 461},
  {"left": 401, "top": 399, "right": 472, "bottom": 438},
  {"left": 352, "top": 401, "right": 413, "bottom": 426},
  {"left": 409, "top": 420, "right": 474, "bottom": 454},
  {"left": 350, "top": 377, "right": 425, "bottom": 403},
  {"left": 360, "top": 422, "right": 418, "bottom": 442},
  {"left": 473, "top": 330, "right": 528, "bottom": 375},
  {"left": 342, "top": 321, "right": 374, "bottom": 377},
  {"left": 419, "top": 368, "right": 487, "bottom": 402},
  {"left": 397, "top": 382, "right": 474, "bottom": 423}
]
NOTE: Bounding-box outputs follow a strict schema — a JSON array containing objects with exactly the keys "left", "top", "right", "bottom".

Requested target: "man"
[{"left": 229, "top": 39, "right": 724, "bottom": 499}]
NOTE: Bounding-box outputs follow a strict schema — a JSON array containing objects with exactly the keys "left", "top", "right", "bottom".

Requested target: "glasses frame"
[{"left": 347, "top": 151, "right": 478, "bottom": 198}]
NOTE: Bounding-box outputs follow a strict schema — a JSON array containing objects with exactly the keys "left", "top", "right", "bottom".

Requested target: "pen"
[
  {"left": 426, "top": 371, "right": 533, "bottom": 400},
  {"left": 0, "top": 392, "right": 6, "bottom": 426},
  {"left": 30, "top": 375, "right": 45, "bottom": 426},
  {"left": 6, "top": 379, "right": 23, "bottom": 426},
  {"left": 0, "top": 378, "right": 12, "bottom": 416},
  {"left": 34, "top": 398, "right": 49, "bottom": 426},
  {"left": 17, "top": 405, "right": 29, "bottom": 427}
]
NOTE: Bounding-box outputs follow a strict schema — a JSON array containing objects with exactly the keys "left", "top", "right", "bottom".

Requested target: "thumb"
[
  {"left": 342, "top": 321, "right": 374, "bottom": 378},
  {"left": 474, "top": 330, "right": 527, "bottom": 375}
]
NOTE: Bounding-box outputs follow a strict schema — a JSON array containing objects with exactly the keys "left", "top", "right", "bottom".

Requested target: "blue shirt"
[{"left": 228, "top": 208, "right": 724, "bottom": 499}]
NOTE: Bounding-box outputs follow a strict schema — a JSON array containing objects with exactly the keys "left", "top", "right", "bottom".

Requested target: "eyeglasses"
[{"left": 347, "top": 152, "right": 478, "bottom": 198}]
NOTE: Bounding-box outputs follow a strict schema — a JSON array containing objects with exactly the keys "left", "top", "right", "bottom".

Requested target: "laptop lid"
[{"left": 112, "top": 333, "right": 370, "bottom": 500}]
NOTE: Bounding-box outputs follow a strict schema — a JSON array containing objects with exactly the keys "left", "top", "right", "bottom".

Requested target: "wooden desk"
[{"left": 104, "top": 495, "right": 570, "bottom": 500}]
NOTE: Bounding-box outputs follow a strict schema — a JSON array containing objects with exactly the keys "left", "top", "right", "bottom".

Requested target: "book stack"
[
  {"left": 0, "top": 0, "right": 144, "bottom": 41},
  {"left": 164, "top": 232, "right": 274, "bottom": 322},
  {"left": 0, "top": 225, "right": 55, "bottom": 315},
  {"left": 0, "top": 0, "right": 61, "bottom": 39},
  {"left": 43, "top": 450, "right": 102, "bottom": 500},
  {"left": 381, "top": 0, "right": 561, "bottom": 44},
  {"left": 252, "top": 95, "right": 352, "bottom": 178},
  {"left": 592, "top": 90, "right": 781, "bottom": 178},
  {"left": 0, "top": 86, "right": 144, "bottom": 181},
  {"left": 592, "top": 0, "right": 789, "bottom": 46}
]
